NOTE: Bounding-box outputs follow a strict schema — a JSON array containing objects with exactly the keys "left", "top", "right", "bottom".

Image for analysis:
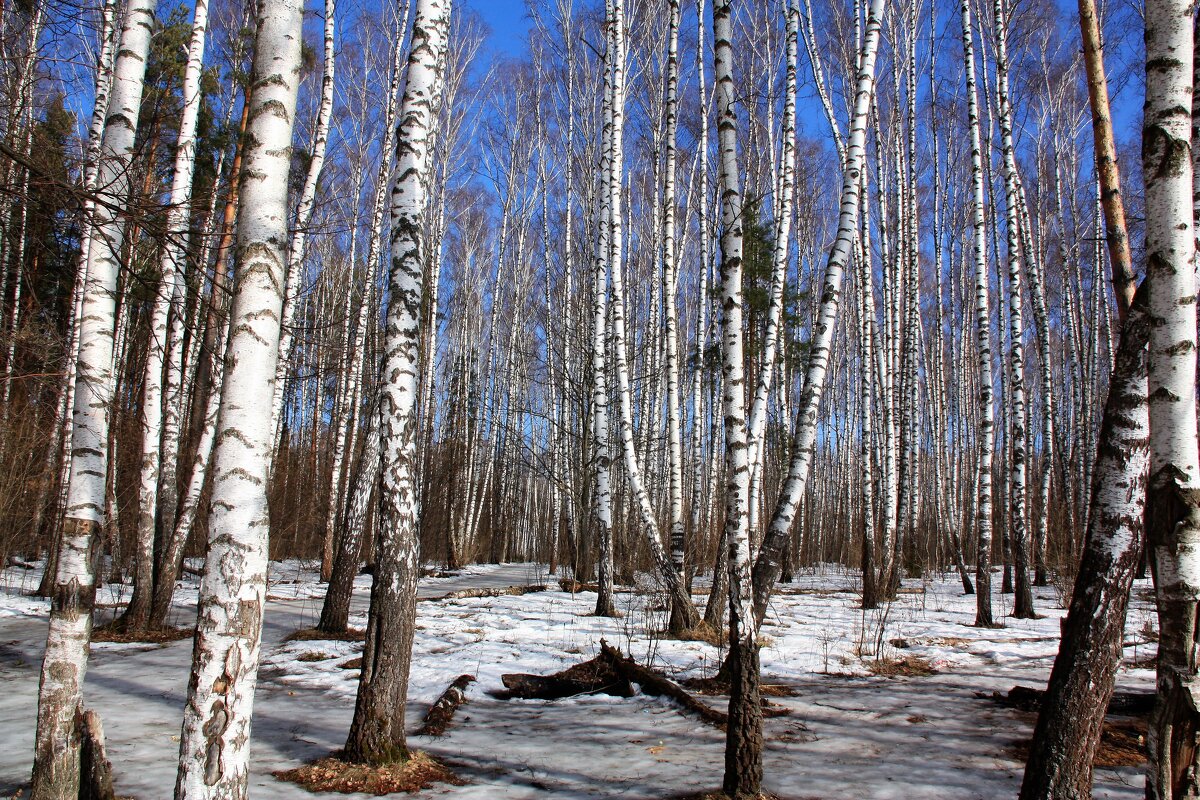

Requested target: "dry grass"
[
  {"left": 866, "top": 655, "right": 938, "bottom": 677},
  {"left": 889, "top": 636, "right": 970, "bottom": 649},
  {"left": 680, "top": 675, "right": 798, "bottom": 698},
  {"left": 1009, "top": 718, "right": 1146, "bottom": 769},
  {"left": 1094, "top": 720, "right": 1147, "bottom": 768},
  {"left": 670, "top": 623, "right": 724, "bottom": 646},
  {"left": 91, "top": 625, "right": 192, "bottom": 644},
  {"left": 284, "top": 627, "right": 366, "bottom": 643},
  {"left": 273, "top": 751, "right": 464, "bottom": 795},
  {"left": 297, "top": 651, "right": 334, "bottom": 663},
  {"left": 338, "top": 657, "right": 363, "bottom": 670}
]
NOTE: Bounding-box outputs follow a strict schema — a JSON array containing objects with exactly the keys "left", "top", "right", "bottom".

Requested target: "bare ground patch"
[
  {"left": 91, "top": 625, "right": 191, "bottom": 644},
  {"left": 865, "top": 655, "right": 938, "bottom": 677},
  {"left": 284, "top": 627, "right": 366, "bottom": 643}
]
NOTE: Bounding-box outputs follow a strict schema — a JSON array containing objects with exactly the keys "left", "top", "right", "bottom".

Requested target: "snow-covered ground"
[{"left": 0, "top": 560, "right": 1155, "bottom": 799}]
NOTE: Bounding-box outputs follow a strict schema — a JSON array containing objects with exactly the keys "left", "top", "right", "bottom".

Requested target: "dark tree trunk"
[
  {"left": 343, "top": 516, "right": 418, "bottom": 765},
  {"left": 704, "top": 528, "right": 728, "bottom": 631},
  {"left": 1019, "top": 285, "right": 1150, "bottom": 800},
  {"left": 147, "top": 531, "right": 188, "bottom": 630},
  {"left": 1002, "top": 527, "right": 1014, "bottom": 594},
  {"left": 722, "top": 636, "right": 763, "bottom": 799},
  {"left": 861, "top": 516, "right": 878, "bottom": 610},
  {"left": 318, "top": 521, "right": 365, "bottom": 635},
  {"left": 78, "top": 709, "right": 115, "bottom": 800},
  {"left": 319, "top": 448, "right": 375, "bottom": 634}
]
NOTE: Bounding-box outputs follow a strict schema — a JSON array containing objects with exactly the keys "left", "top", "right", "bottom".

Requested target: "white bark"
[
  {"left": 751, "top": 0, "right": 889, "bottom": 623},
  {"left": 344, "top": 0, "right": 452, "bottom": 763},
  {"left": 962, "top": 0, "right": 995, "bottom": 628},
  {"left": 174, "top": 0, "right": 304, "bottom": 791},
  {"left": 590, "top": 0, "right": 618, "bottom": 617},
  {"left": 713, "top": 0, "right": 751, "bottom": 648},
  {"left": 126, "top": 0, "right": 211, "bottom": 629},
  {"left": 746, "top": 0, "right": 799, "bottom": 536},
  {"left": 1142, "top": 0, "right": 1200, "bottom": 791},
  {"left": 271, "top": 0, "right": 338, "bottom": 443},
  {"left": 993, "top": 0, "right": 1034, "bottom": 617},
  {"left": 324, "top": 1, "right": 409, "bottom": 578},
  {"left": 662, "top": 0, "right": 686, "bottom": 608},
  {"left": 30, "top": 0, "right": 155, "bottom": 794}
]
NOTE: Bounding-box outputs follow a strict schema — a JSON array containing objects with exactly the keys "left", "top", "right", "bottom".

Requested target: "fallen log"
[
  {"left": 426, "top": 584, "right": 548, "bottom": 602},
  {"left": 597, "top": 640, "right": 729, "bottom": 728},
  {"left": 558, "top": 578, "right": 598, "bottom": 593},
  {"left": 415, "top": 674, "right": 476, "bottom": 737},
  {"left": 497, "top": 641, "right": 788, "bottom": 730},
  {"left": 984, "top": 685, "right": 1156, "bottom": 715},
  {"left": 498, "top": 653, "right": 635, "bottom": 700}
]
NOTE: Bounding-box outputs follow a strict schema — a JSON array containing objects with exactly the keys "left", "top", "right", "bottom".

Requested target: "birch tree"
[
  {"left": 749, "top": 0, "right": 888, "bottom": 625},
  {"left": 30, "top": 0, "right": 155, "bottom": 794},
  {"left": 343, "top": 0, "right": 452, "bottom": 766},
  {"left": 1141, "top": 0, "right": 1200, "bottom": 792},
  {"left": 173, "top": 0, "right": 304, "bottom": 792},
  {"left": 961, "top": 0, "right": 995, "bottom": 628},
  {"left": 711, "top": 1, "right": 760, "bottom": 794},
  {"left": 122, "top": 0, "right": 212, "bottom": 633},
  {"left": 270, "top": 0, "right": 337, "bottom": 448},
  {"left": 590, "top": 0, "right": 618, "bottom": 619},
  {"left": 992, "top": 0, "right": 1034, "bottom": 619}
]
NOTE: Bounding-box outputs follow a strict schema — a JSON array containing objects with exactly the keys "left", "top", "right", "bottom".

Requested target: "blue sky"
[{"left": 463, "top": 0, "right": 533, "bottom": 56}]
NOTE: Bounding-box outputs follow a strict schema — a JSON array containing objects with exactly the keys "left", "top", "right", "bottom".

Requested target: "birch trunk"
[
  {"left": 749, "top": 0, "right": 888, "bottom": 626},
  {"left": 30, "top": 0, "right": 155, "bottom": 794},
  {"left": 270, "top": 0, "right": 338, "bottom": 444},
  {"left": 590, "top": 0, "right": 618, "bottom": 619},
  {"left": 992, "top": 0, "right": 1034, "bottom": 619},
  {"left": 661, "top": 0, "right": 690, "bottom": 634},
  {"left": 1017, "top": 285, "right": 1150, "bottom": 800},
  {"left": 173, "top": 0, "right": 304, "bottom": 791},
  {"left": 323, "top": 0, "right": 408, "bottom": 583},
  {"left": 123, "top": 0, "right": 211, "bottom": 632},
  {"left": 961, "top": 0, "right": 995, "bottom": 628},
  {"left": 745, "top": 0, "right": 799, "bottom": 537},
  {"left": 1141, "top": 0, "right": 1200, "bottom": 792},
  {"left": 603, "top": 0, "right": 698, "bottom": 632},
  {"left": 343, "top": 0, "right": 451, "bottom": 765},
  {"left": 711, "top": 2, "right": 761, "bottom": 794}
]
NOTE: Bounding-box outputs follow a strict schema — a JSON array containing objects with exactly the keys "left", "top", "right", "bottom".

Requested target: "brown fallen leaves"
[{"left": 273, "top": 751, "right": 464, "bottom": 796}]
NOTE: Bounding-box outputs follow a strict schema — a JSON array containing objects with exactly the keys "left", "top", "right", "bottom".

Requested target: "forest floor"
[{"left": 0, "top": 560, "right": 1154, "bottom": 799}]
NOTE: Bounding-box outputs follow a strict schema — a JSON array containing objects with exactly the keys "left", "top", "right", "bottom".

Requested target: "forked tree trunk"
[
  {"left": 173, "top": 0, "right": 304, "bottom": 792},
  {"left": 270, "top": 0, "right": 338, "bottom": 447},
  {"left": 747, "top": 0, "right": 888, "bottom": 628},
  {"left": 319, "top": 390, "right": 380, "bottom": 635}
]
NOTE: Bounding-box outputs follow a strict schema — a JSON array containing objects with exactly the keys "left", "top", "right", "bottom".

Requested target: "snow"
[{"left": 0, "top": 560, "right": 1155, "bottom": 798}]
